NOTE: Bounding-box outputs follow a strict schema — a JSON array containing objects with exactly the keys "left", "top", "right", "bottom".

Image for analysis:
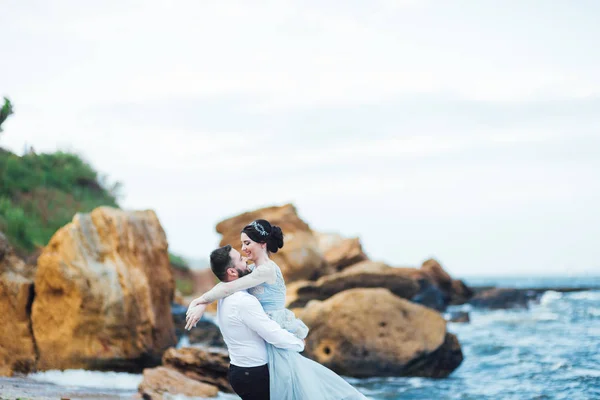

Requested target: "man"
[{"left": 186, "top": 245, "right": 304, "bottom": 400}]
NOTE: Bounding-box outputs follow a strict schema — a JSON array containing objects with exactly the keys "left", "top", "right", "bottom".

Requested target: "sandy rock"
[
  {"left": 0, "top": 232, "right": 37, "bottom": 376},
  {"left": 162, "top": 347, "right": 232, "bottom": 393},
  {"left": 32, "top": 207, "right": 176, "bottom": 371},
  {"left": 139, "top": 366, "right": 219, "bottom": 399},
  {"left": 286, "top": 261, "right": 420, "bottom": 308},
  {"left": 316, "top": 233, "right": 368, "bottom": 272},
  {"left": 420, "top": 259, "right": 473, "bottom": 306},
  {"left": 300, "top": 288, "right": 462, "bottom": 378}
]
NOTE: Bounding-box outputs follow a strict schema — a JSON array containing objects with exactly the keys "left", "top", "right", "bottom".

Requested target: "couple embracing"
[{"left": 186, "top": 219, "right": 367, "bottom": 400}]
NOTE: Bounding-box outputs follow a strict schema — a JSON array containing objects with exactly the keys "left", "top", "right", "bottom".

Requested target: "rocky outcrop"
[
  {"left": 138, "top": 366, "right": 219, "bottom": 399},
  {"left": 162, "top": 347, "right": 232, "bottom": 393},
  {"left": 401, "top": 332, "right": 464, "bottom": 378},
  {"left": 299, "top": 288, "right": 462, "bottom": 378},
  {"left": 216, "top": 204, "right": 333, "bottom": 282},
  {"left": 420, "top": 259, "right": 473, "bottom": 306},
  {"left": 469, "top": 288, "right": 536, "bottom": 309},
  {"left": 188, "top": 321, "right": 225, "bottom": 347},
  {"left": 286, "top": 261, "right": 420, "bottom": 308},
  {"left": 316, "top": 233, "right": 368, "bottom": 272},
  {"left": 0, "top": 232, "right": 37, "bottom": 376},
  {"left": 445, "top": 311, "right": 470, "bottom": 323},
  {"left": 32, "top": 207, "right": 176, "bottom": 371}
]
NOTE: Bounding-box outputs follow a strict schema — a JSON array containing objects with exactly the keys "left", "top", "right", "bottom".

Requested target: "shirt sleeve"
[
  {"left": 200, "top": 262, "right": 278, "bottom": 303},
  {"left": 237, "top": 295, "right": 305, "bottom": 352}
]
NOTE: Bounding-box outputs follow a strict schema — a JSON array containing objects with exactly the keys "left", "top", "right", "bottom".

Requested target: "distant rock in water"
[
  {"left": 32, "top": 207, "right": 176, "bottom": 372},
  {"left": 0, "top": 232, "right": 36, "bottom": 376},
  {"left": 445, "top": 311, "right": 470, "bottom": 323},
  {"left": 469, "top": 288, "right": 536, "bottom": 309},
  {"left": 299, "top": 288, "right": 463, "bottom": 378}
]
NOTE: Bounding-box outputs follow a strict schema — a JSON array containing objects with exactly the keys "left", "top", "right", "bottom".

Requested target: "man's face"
[{"left": 228, "top": 248, "right": 250, "bottom": 279}]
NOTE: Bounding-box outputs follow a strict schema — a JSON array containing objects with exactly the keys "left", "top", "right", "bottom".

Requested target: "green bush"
[{"left": 0, "top": 148, "right": 120, "bottom": 253}]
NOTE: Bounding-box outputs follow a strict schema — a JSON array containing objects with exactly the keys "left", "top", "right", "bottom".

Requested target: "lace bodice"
[{"left": 248, "top": 262, "right": 287, "bottom": 312}]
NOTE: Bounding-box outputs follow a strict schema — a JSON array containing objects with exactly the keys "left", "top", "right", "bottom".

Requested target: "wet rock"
[
  {"left": 445, "top": 311, "right": 470, "bottom": 323},
  {"left": 469, "top": 288, "right": 537, "bottom": 309}
]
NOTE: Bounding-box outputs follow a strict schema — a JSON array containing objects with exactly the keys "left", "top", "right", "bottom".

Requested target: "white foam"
[
  {"left": 567, "top": 291, "right": 600, "bottom": 301},
  {"left": 539, "top": 290, "right": 562, "bottom": 305},
  {"left": 29, "top": 369, "right": 143, "bottom": 390}
]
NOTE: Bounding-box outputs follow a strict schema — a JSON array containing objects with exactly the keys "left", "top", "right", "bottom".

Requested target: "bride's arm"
[{"left": 191, "top": 263, "right": 277, "bottom": 305}]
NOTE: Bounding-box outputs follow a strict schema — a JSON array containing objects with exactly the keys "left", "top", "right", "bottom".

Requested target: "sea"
[{"left": 11, "top": 276, "right": 600, "bottom": 400}]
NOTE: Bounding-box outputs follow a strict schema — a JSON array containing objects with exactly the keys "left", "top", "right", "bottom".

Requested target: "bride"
[{"left": 186, "top": 219, "right": 367, "bottom": 399}]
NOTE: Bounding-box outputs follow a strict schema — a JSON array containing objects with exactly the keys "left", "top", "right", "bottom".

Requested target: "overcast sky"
[{"left": 2, "top": 0, "right": 599, "bottom": 276}]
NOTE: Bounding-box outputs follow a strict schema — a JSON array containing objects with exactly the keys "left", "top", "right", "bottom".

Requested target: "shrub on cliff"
[{"left": 0, "top": 149, "right": 120, "bottom": 254}]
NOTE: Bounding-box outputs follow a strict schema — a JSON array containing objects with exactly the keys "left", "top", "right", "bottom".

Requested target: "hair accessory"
[{"left": 250, "top": 221, "right": 269, "bottom": 236}]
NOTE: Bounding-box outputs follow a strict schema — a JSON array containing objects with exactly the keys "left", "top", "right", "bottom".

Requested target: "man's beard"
[{"left": 236, "top": 267, "right": 251, "bottom": 278}]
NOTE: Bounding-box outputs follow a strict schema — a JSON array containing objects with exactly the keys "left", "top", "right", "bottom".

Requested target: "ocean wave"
[
  {"left": 539, "top": 290, "right": 563, "bottom": 305},
  {"left": 566, "top": 290, "right": 600, "bottom": 301},
  {"left": 29, "top": 369, "right": 143, "bottom": 390}
]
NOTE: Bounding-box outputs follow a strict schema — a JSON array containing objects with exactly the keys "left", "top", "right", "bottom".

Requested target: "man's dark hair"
[{"left": 210, "top": 245, "right": 233, "bottom": 281}]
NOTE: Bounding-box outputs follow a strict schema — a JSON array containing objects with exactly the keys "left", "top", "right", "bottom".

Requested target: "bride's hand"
[
  {"left": 185, "top": 303, "right": 207, "bottom": 331},
  {"left": 186, "top": 297, "right": 207, "bottom": 317}
]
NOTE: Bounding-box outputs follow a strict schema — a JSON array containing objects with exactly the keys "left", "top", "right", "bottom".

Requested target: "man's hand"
[{"left": 185, "top": 303, "right": 207, "bottom": 331}]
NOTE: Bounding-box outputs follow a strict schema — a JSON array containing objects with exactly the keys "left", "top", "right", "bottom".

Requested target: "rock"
[
  {"left": 32, "top": 207, "right": 176, "bottom": 371},
  {"left": 316, "top": 233, "right": 368, "bottom": 272},
  {"left": 286, "top": 261, "right": 420, "bottom": 308},
  {"left": 469, "top": 288, "right": 537, "bottom": 309},
  {"left": 410, "top": 279, "right": 447, "bottom": 311},
  {"left": 445, "top": 311, "right": 470, "bottom": 323},
  {"left": 450, "top": 279, "right": 474, "bottom": 305},
  {"left": 216, "top": 204, "right": 332, "bottom": 282},
  {"left": 420, "top": 259, "right": 473, "bottom": 307},
  {"left": 162, "top": 347, "right": 232, "bottom": 393},
  {"left": 172, "top": 302, "right": 224, "bottom": 347},
  {"left": 139, "top": 366, "right": 219, "bottom": 399},
  {"left": 299, "top": 288, "right": 462, "bottom": 378},
  {"left": 192, "top": 268, "right": 218, "bottom": 295},
  {"left": 188, "top": 321, "right": 225, "bottom": 347},
  {"left": 401, "top": 332, "right": 464, "bottom": 378},
  {"left": 0, "top": 232, "right": 37, "bottom": 376}
]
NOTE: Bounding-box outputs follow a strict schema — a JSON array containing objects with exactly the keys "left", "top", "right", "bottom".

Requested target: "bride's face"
[{"left": 241, "top": 232, "right": 265, "bottom": 262}]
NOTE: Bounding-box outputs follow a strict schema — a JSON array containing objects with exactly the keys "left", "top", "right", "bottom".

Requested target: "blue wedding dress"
[{"left": 200, "top": 260, "right": 368, "bottom": 400}]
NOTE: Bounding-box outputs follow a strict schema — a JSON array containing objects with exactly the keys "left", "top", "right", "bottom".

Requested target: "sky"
[{"left": 1, "top": 0, "right": 599, "bottom": 277}]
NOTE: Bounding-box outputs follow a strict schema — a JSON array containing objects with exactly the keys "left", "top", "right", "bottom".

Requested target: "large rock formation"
[
  {"left": 286, "top": 261, "right": 420, "bottom": 308},
  {"left": 216, "top": 204, "right": 332, "bottom": 282},
  {"left": 32, "top": 207, "right": 176, "bottom": 371},
  {"left": 300, "top": 288, "right": 463, "bottom": 378},
  {"left": 162, "top": 347, "right": 232, "bottom": 393},
  {"left": 316, "top": 233, "right": 368, "bottom": 272},
  {"left": 138, "top": 366, "right": 219, "bottom": 399},
  {"left": 0, "top": 232, "right": 37, "bottom": 376}
]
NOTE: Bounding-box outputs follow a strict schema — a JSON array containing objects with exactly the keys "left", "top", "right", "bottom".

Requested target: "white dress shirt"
[{"left": 217, "top": 290, "right": 305, "bottom": 368}]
